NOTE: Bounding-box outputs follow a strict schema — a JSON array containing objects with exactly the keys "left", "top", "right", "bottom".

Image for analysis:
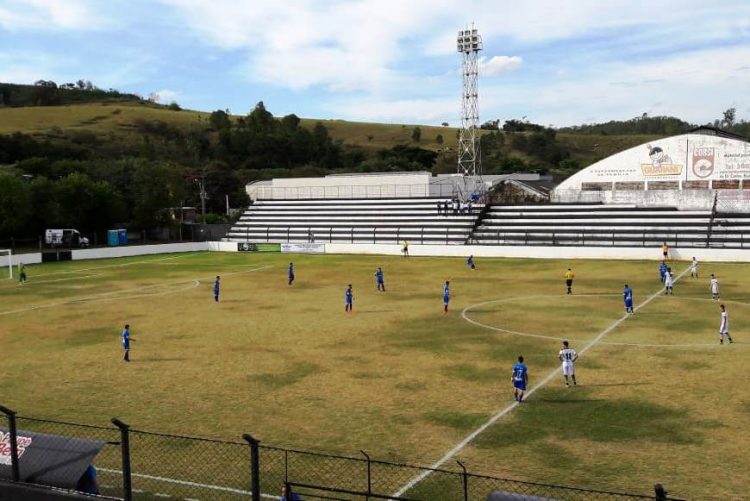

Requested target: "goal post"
[{"left": 0, "top": 249, "right": 11, "bottom": 279}]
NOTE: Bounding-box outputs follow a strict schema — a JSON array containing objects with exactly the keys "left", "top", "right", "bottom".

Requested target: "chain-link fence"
[{"left": 1, "top": 407, "right": 684, "bottom": 500}]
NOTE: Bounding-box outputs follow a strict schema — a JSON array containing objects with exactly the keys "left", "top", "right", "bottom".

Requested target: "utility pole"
[{"left": 194, "top": 176, "right": 207, "bottom": 224}]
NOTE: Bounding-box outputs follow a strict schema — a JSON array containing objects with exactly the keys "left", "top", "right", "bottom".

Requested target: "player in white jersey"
[
  {"left": 710, "top": 274, "right": 720, "bottom": 300},
  {"left": 719, "top": 304, "right": 734, "bottom": 345},
  {"left": 664, "top": 268, "right": 674, "bottom": 295},
  {"left": 690, "top": 257, "right": 698, "bottom": 278},
  {"left": 558, "top": 340, "right": 578, "bottom": 387}
]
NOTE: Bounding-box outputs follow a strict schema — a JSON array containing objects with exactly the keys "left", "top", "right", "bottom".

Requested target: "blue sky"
[{"left": 1, "top": 0, "right": 749, "bottom": 127}]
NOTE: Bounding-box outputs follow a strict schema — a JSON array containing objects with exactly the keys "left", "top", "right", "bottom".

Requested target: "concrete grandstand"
[{"left": 226, "top": 130, "right": 749, "bottom": 250}]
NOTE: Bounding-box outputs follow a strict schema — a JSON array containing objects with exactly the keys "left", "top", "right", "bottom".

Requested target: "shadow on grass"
[
  {"left": 474, "top": 387, "right": 721, "bottom": 449},
  {"left": 249, "top": 362, "right": 321, "bottom": 389}
]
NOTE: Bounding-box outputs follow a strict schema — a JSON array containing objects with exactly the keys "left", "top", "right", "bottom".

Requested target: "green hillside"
[{"left": 0, "top": 101, "right": 655, "bottom": 166}]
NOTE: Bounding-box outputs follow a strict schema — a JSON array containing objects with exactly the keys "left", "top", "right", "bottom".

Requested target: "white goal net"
[{"left": 0, "top": 249, "right": 11, "bottom": 279}]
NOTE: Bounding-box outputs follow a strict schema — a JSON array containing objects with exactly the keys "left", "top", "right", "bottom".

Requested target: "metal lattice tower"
[{"left": 456, "top": 24, "right": 482, "bottom": 199}]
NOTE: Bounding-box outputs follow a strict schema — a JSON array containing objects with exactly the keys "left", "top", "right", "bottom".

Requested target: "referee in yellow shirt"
[{"left": 565, "top": 268, "right": 575, "bottom": 295}]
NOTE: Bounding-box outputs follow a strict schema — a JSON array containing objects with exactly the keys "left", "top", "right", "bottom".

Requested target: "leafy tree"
[
  {"left": 411, "top": 127, "right": 422, "bottom": 143},
  {"left": 0, "top": 173, "right": 32, "bottom": 235},
  {"left": 209, "top": 110, "right": 232, "bottom": 130},
  {"left": 131, "top": 162, "right": 181, "bottom": 230},
  {"left": 722, "top": 108, "right": 737, "bottom": 128}
]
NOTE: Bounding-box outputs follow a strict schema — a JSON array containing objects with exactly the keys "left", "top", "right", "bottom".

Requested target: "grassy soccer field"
[{"left": 0, "top": 252, "right": 748, "bottom": 499}]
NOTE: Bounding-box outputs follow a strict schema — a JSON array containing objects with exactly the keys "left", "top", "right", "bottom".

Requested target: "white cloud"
[
  {"left": 0, "top": 0, "right": 107, "bottom": 31},
  {"left": 480, "top": 56, "right": 522, "bottom": 76}
]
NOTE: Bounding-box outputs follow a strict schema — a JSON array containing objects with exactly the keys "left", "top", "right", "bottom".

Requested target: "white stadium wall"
[
  {"left": 8, "top": 241, "right": 749, "bottom": 268},
  {"left": 552, "top": 133, "right": 750, "bottom": 209},
  {"left": 247, "top": 172, "right": 433, "bottom": 200}
]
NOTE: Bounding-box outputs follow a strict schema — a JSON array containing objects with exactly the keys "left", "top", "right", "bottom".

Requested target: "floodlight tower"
[{"left": 456, "top": 24, "right": 483, "bottom": 200}]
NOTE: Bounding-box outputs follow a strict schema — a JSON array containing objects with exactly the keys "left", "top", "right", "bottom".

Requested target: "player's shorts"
[
  {"left": 443, "top": 295, "right": 450, "bottom": 304},
  {"left": 513, "top": 379, "right": 526, "bottom": 391},
  {"left": 565, "top": 279, "right": 572, "bottom": 287},
  {"left": 624, "top": 300, "right": 633, "bottom": 308},
  {"left": 562, "top": 362, "right": 575, "bottom": 376},
  {"left": 122, "top": 343, "right": 130, "bottom": 350}
]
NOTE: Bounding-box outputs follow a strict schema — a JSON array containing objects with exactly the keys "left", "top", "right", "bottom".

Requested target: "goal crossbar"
[{"left": 0, "top": 249, "right": 11, "bottom": 279}]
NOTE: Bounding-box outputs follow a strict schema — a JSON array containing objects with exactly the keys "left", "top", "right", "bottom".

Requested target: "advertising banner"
[
  {"left": 280, "top": 243, "right": 326, "bottom": 253},
  {"left": 237, "top": 243, "right": 281, "bottom": 252}
]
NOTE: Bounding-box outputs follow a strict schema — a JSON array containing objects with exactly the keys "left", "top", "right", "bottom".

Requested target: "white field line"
[
  {"left": 0, "top": 265, "right": 271, "bottom": 317},
  {"left": 0, "top": 273, "right": 103, "bottom": 289},
  {"left": 391, "top": 266, "right": 691, "bottom": 498},
  {"left": 463, "top": 294, "right": 744, "bottom": 349},
  {"left": 19, "top": 254, "right": 196, "bottom": 278},
  {"left": 97, "top": 467, "right": 277, "bottom": 499}
]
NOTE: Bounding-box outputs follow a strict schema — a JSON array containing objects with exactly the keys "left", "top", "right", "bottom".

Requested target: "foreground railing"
[{"left": 0, "top": 406, "right": 683, "bottom": 500}]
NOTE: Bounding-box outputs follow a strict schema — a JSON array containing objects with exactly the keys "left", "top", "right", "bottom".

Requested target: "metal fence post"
[
  {"left": 0, "top": 405, "right": 20, "bottom": 481},
  {"left": 111, "top": 418, "right": 132, "bottom": 501},
  {"left": 457, "top": 461, "right": 468, "bottom": 501},
  {"left": 243, "top": 434, "right": 261, "bottom": 501},
  {"left": 360, "top": 450, "right": 371, "bottom": 499}
]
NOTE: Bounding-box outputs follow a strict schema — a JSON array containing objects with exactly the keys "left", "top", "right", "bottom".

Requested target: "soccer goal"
[{"left": 1, "top": 249, "right": 11, "bottom": 279}]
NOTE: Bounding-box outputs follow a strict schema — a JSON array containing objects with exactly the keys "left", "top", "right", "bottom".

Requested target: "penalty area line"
[{"left": 391, "top": 265, "right": 691, "bottom": 499}]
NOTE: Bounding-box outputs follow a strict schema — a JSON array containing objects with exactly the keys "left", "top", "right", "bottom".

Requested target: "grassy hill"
[{"left": 0, "top": 101, "right": 657, "bottom": 169}]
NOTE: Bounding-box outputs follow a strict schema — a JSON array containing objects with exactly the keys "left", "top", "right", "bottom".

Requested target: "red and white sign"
[
  {"left": 692, "top": 147, "right": 715, "bottom": 178},
  {"left": 0, "top": 431, "right": 32, "bottom": 464}
]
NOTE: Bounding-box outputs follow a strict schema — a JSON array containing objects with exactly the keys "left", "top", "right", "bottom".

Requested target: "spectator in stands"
[
  {"left": 453, "top": 199, "right": 459, "bottom": 215},
  {"left": 467, "top": 201, "right": 473, "bottom": 213},
  {"left": 661, "top": 242, "right": 669, "bottom": 260},
  {"left": 280, "top": 483, "right": 301, "bottom": 501},
  {"left": 437, "top": 200, "right": 442, "bottom": 215},
  {"left": 308, "top": 229, "right": 315, "bottom": 243},
  {"left": 446, "top": 199, "right": 453, "bottom": 214}
]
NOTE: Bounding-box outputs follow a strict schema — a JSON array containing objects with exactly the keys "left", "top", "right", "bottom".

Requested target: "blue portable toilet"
[
  {"left": 107, "top": 230, "right": 120, "bottom": 247},
  {"left": 118, "top": 229, "right": 128, "bottom": 245}
]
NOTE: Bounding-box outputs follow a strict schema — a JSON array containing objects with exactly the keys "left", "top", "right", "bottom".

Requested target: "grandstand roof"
[{"left": 689, "top": 126, "right": 749, "bottom": 142}]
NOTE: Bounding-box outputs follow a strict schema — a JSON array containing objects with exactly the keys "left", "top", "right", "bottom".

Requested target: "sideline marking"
[
  {"left": 463, "top": 294, "right": 749, "bottom": 349},
  {"left": 392, "top": 266, "right": 691, "bottom": 498},
  {"left": 98, "top": 468, "right": 277, "bottom": 499}
]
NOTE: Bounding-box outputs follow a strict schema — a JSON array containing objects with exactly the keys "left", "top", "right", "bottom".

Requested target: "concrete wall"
[
  {"left": 248, "top": 172, "right": 433, "bottom": 200},
  {"left": 553, "top": 188, "right": 750, "bottom": 211},
  {"left": 7, "top": 242, "right": 209, "bottom": 267},
  {"left": 322, "top": 243, "right": 750, "bottom": 262}
]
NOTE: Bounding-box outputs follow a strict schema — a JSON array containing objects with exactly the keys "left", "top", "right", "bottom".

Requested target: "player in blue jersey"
[
  {"left": 443, "top": 281, "right": 450, "bottom": 313},
  {"left": 511, "top": 356, "right": 529, "bottom": 402},
  {"left": 659, "top": 262, "right": 667, "bottom": 283},
  {"left": 121, "top": 324, "right": 133, "bottom": 362},
  {"left": 466, "top": 255, "right": 475, "bottom": 270},
  {"left": 288, "top": 262, "right": 295, "bottom": 286},
  {"left": 345, "top": 284, "right": 353, "bottom": 312},
  {"left": 375, "top": 267, "right": 385, "bottom": 292},
  {"left": 623, "top": 284, "right": 634, "bottom": 314},
  {"left": 213, "top": 276, "right": 220, "bottom": 302}
]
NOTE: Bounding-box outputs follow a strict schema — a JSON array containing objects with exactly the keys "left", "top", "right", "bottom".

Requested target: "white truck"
[{"left": 44, "top": 229, "right": 89, "bottom": 248}]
